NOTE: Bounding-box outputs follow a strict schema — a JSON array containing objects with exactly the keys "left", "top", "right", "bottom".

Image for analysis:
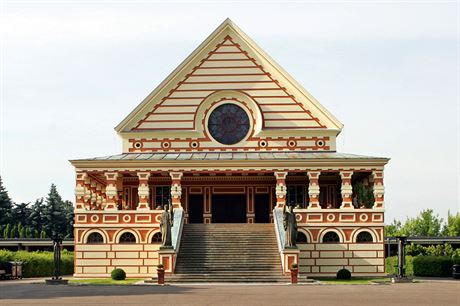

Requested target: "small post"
[
  {"left": 46, "top": 238, "right": 68, "bottom": 285},
  {"left": 397, "top": 236, "right": 406, "bottom": 278},
  {"left": 157, "top": 264, "right": 165, "bottom": 285}
]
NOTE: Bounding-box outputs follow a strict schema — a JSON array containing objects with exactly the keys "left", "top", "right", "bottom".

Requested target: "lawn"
[
  {"left": 69, "top": 278, "right": 143, "bottom": 285},
  {"left": 318, "top": 278, "right": 392, "bottom": 284}
]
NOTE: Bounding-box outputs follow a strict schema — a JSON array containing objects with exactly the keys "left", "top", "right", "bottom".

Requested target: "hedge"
[
  {"left": 385, "top": 255, "right": 414, "bottom": 276},
  {"left": 412, "top": 256, "right": 452, "bottom": 277},
  {"left": 386, "top": 255, "right": 458, "bottom": 277},
  {"left": 0, "top": 249, "right": 73, "bottom": 277}
]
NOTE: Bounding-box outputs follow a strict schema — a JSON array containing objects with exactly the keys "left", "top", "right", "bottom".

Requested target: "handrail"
[
  {"left": 171, "top": 207, "right": 185, "bottom": 270},
  {"left": 273, "top": 207, "right": 286, "bottom": 271}
]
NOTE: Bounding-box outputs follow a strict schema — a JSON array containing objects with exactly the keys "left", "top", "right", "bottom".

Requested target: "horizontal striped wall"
[{"left": 134, "top": 36, "right": 325, "bottom": 132}]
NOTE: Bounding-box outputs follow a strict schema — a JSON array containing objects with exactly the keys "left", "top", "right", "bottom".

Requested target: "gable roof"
[{"left": 115, "top": 18, "right": 343, "bottom": 133}]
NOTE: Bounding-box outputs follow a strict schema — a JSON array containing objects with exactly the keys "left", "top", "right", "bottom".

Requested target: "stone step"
[{"left": 173, "top": 223, "right": 283, "bottom": 283}]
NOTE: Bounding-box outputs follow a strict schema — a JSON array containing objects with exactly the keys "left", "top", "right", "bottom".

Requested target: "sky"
[{"left": 0, "top": 0, "right": 458, "bottom": 223}]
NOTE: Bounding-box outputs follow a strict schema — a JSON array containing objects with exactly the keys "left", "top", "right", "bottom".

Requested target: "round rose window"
[{"left": 207, "top": 103, "right": 250, "bottom": 145}]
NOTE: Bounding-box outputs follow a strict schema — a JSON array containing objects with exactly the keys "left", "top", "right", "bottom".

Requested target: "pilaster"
[
  {"left": 74, "top": 172, "right": 87, "bottom": 210},
  {"left": 372, "top": 170, "right": 385, "bottom": 208}
]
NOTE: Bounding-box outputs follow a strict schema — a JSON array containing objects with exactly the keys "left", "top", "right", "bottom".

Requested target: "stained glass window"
[{"left": 207, "top": 104, "right": 250, "bottom": 145}]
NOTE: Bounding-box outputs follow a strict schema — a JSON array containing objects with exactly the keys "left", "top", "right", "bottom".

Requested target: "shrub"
[
  {"left": 336, "top": 268, "right": 351, "bottom": 280},
  {"left": 111, "top": 268, "right": 126, "bottom": 280},
  {"left": 0, "top": 249, "right": 73, "bottom": 277},
  {"left": 385, "top": 256, "right": 414, "bottom": 276},
  {"left": 412, "top": 256, "right": 452, "bottom": 277},
  {"left": 290, "top": 263, "right": 298, "bottom": 270}
]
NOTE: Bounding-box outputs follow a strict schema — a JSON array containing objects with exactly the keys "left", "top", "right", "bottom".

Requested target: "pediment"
[{"left": 116, "top": 19, "right": 343, "bottom": 135}]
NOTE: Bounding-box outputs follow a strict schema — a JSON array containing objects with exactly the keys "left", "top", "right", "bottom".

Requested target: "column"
[
  {"left": 137, "top": 172, "right": 151, "bottom": 210},
  {"left": 307, "top": 171, "right": 321, "bottom": 209},
  {"left": 275, "top": 172, "right": 287, "bottom": 208},
  {"left": 340, "top": 170, "right": 354, "bottom": 209},
  {"left": 74, "top": 172, "right": 87, "bottom": 210},
  {"left": 104, "top": 172, "right": 119, "bottom": 210},
  {"left": 372, "top": 170, "right": 385, "bottom": 208},
  {"left": 169, "top": 172, "right": 183, "bottom": 208}
]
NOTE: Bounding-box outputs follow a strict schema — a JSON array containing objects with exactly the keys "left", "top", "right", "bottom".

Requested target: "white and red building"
[{"left": 71, "top": 19, "right": 389, "bottom": 279}]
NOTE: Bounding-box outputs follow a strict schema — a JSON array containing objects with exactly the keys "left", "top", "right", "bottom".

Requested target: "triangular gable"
[{"left": 115, "top": 19, "right": 343, "bottom": 133}]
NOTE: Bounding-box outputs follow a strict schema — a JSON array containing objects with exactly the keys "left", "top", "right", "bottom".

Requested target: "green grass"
[
  {"left": 69, "top": 278, "right": 143, "bottom": 285},
  {"left": 318, "top": 277, "right": 392, "bottom": 284}
]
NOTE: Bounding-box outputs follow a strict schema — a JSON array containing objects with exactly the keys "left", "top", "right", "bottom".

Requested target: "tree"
[
  {"left": 62, "top": 200, "right": 74, "bottom": 238},
  {"left": 43, "top": 184, "right": 67, "bottom": 240},
  {"left": 10, "top": 224, "right": 17, "bottom": 238},
  {"left": 385, "top": 219, "right": 402, "bottom": 237},
  {"left": 0, "top": 176, "right": 13, "bottom": 225},
  {"left": 399, "top": 209, "right": 443, "bottom": 237},
  {"left": 25, "top": 227, "right": 31, "bottom": 238},
  {"left": 3, "top": 224, "right": 10, "bottom": 238},
  {"left": 29, "top": 198, "right": 46, "bottom": 232},
  {"left": 34, "top": 229, "right": 40, "bottom": 238},
  {"left": 11, "top": 203, "right": 32, "bottom": 227},
  {"left": 442, "top": 211, "right": 460, "bottom": 236},
  {"left": 40, "top": 230, "right": 46, "bottom": 238}
]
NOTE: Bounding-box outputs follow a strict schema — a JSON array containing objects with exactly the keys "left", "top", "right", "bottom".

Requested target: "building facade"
[{"left": 71, "top": 19, "right": 389, "bottom": 279}]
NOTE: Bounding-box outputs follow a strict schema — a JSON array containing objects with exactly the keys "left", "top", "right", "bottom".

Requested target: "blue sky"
[{"left": 1, "top": 1, "right": 458, "bottom": 222}]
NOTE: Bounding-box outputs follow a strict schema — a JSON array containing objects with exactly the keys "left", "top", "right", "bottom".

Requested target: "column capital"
[
  {"left": 137, "top": 172, "right": 151, "bottom": 181},
  {"left": 169, "top": 172, "right": 183, "bottom": 181},
  {"left": 274, "top": 172, "right": 288, "bottom": 180},
  {"left": 104, "top": 171, "right": 119, "bottom": 181}
]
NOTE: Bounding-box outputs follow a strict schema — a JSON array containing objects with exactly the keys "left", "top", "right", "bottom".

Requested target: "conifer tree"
[
  {"left": 25, "top": 227, "right": 31, "bottom": 238},
  {"left": 34, "top": 229, "right": 40, "bottom": 238},
  {"left": 3, "top": 224, "right": 10, "bottom": 238},
  {"left": 43, "top": 184, "right": 67, "bottom": 240},
  {"left": 10, "top": 224, "right": 18, "bottom": 238},
  {"left": 0, "top": 176, "right": 13, "bottom": 225},
  {"left": 40, "top": 230, "right": 46, "bottom": 238},
  {"left": 30, "top": 198, "right": 46, "bottom": 233},
  {"left": 12, "top": 203, "right": 31, "bottom": 227}
]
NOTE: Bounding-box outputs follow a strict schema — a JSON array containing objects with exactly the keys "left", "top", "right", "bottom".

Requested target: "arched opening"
[
  {"left": 356, "top": 231, "right": 373, "bottom": 243},
  {"left": 322, "top": 231, "right": 340, "bottom": 243},
  {"left": 119, "top": 232, "right": 137, "bottom": 244},
  {"left": 296, "top": 232, "right": 308, "bottom": 244},
  {"left": 86, "top": 232, "right": 103, "bottom": 244},
  {"left": 151, "top": 232, "right": 162, "bottom": 243}
]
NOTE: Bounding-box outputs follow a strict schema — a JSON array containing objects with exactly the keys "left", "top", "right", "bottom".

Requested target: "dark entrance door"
[
  {"left": 188, "top": 194, "right": 204, "bottom": 223},
  {"left": 212, "top": 194, "right": 246, "bottom": 223},
  {"left": 254, "top": 194, "right": 270, "bottom": 223}
]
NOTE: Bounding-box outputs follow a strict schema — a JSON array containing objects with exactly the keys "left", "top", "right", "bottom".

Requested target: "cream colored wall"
[
  {"left": 297, "top": 225, "right": 385, "bottom": 277},
  {"left": 74, "top": 243, "right": 160, "bottom": 278}
]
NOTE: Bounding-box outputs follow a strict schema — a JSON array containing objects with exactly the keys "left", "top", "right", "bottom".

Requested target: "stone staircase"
[{"left": 168, "top": 223, "right": 289, "bottom": 283}]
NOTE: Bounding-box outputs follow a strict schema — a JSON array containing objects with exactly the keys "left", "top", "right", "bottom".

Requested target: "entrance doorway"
[
  {"left": 212, "top": 194, "right": 246, "bottom": 223},
  {"left": 254, "top": 194, "right": 270, "bottom": 223},
  {"left": 188, "top": 195, "right": 204, "bottom": 223}
]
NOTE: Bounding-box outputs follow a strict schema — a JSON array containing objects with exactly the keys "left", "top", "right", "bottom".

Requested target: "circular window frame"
[{"left": 205, "top": 101, "right": 253, "bottom": 146}]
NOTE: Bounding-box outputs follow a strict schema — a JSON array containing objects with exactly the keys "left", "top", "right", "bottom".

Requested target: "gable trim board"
[{"left": 115, "top": 19, "right": 343, "bottom": 134}]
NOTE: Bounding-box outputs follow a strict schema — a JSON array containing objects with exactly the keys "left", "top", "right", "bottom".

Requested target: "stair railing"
[
  {"left": 273, "top": 207, "right": 286, "bottom": 271},
  {"left": 171, "top": 207, "right": 185, "bottom": 271}
]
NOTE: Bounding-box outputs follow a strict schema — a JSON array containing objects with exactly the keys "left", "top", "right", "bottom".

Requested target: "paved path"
[{"left": 0, "top": 281, "right": 459, "bottom": 306}]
